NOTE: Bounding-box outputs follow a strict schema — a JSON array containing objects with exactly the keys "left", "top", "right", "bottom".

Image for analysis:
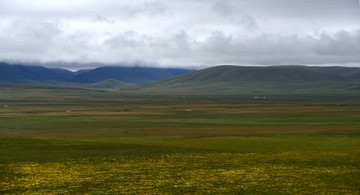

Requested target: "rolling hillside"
[
  {"left": 90, "top": 79, "right": 133, "bottom": 90},
  {"left": 128, "top": 65, "right": 360, "bottom": 95}
]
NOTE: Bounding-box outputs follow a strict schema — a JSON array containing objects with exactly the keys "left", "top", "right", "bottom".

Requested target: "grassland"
[{"left": 1, "top": 85, "right": 360, "bottom": 194}]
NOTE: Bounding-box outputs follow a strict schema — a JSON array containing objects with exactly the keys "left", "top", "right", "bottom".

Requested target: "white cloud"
[{"left": 0, "top": 0, "right": 359, "bottom": 68}]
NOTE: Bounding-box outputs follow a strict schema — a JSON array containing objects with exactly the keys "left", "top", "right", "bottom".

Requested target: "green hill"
[
  {"left": 127, "top": 65, "right": 360, "bottom": 95},
  {"left": 90, "top": 79, "right": 133, "bottom": 89}
]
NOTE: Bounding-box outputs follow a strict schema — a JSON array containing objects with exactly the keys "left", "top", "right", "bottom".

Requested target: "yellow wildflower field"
[{"left": 2, "top": 152, "right": 359, "bottom": 194}]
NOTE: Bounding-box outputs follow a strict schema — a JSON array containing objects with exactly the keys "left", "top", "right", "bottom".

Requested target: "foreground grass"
[
  {"left": 0, "top": 136, "right": 360, "bottom": 194},
  {"left": 1, "top": 86, "right": 360, "bottom": 194},
  {"left": 1, "top": 135, "right": 360, "bottom": 194},
  {"left": 2, "top": 149, "right": 359, "bottom": 194}
]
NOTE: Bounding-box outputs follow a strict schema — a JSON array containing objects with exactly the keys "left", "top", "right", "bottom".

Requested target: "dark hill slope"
[
  {"left": 129, "top": 65, "right": 360, "bottom": 95},
  {"left": 70, "top": 66, "right": 194, "bottom": 84}
]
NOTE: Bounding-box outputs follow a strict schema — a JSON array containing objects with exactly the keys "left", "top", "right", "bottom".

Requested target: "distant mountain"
[
  {"left": 2, "top": 62, "right": 360, "bottom": 95},
  {"left": 70, "top": 66, "right": 194, "bottom": 84},
  {"left": 73, "top": 69, "right": 92, "bottom": 75},
  {"left": 0, "top": 62, "right": 74, "bottom": 84},
  {"left": 0, "top": 62, "right": 194, "bottom": 85},
  {"left": 127, "top": 65, "right": 360, "bottom": 95}
]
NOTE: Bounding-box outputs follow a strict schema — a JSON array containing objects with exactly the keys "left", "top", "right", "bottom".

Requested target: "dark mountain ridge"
[
  {"left": 0, "top": 62, "right": 74, "bottom": 84},
  {"left": 0, "top": 62, "right": 194, "bottom": 85},
  {"left": 70, "top": 66, "right": 193, "bottom": 84}
]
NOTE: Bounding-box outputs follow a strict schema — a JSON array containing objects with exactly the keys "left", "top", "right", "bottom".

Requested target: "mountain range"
[
  {"left": 0, "top": 62, "right": 193, "bottom": 85},
  {"left": 69, "top": 66, "right": 193, "bottom": 84},
  {"left": 1, "top": 62, "right": 360, "bottom": 95}
]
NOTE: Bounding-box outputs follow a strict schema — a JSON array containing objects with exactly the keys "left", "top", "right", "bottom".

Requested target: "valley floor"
[{"left": 1, "top": 87, "right": 360, "bottom": 193}]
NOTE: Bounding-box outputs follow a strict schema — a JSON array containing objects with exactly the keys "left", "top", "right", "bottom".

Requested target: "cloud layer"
[{"left": 0, "top": 0, "right": 359, "bottom": 68}]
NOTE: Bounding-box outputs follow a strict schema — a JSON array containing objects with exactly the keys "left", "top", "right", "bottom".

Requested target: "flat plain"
[{"left": 1, "top": 85, "right": 360, "bottom": 194}]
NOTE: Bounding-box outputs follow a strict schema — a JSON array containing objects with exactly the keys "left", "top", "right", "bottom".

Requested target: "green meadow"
[{"left": 1, "top": 85, "right": 360, "bottom": 194}]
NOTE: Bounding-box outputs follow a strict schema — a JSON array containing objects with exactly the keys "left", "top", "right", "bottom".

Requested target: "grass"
[{"left": 1, "top": 85, "right": 360, "bottom": 193}]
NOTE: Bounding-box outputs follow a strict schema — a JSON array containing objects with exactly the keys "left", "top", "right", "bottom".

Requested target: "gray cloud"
[
  {"left": 0, "top": 0, "right": 169, "bottom": 19},
  {"left": 212, "top": 1, "right": 258, "bottom": 30},
  {"left": 92, "top": 15, "right": 114, "bottom": 24},
  {"left": 212, "top": 0, "right": 235, "bottom": 16},
  {"left": 0, "top": 0, "right": 359, "bottom": 69}
]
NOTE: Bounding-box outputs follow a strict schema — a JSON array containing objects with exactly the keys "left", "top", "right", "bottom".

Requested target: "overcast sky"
[{"left": 0, "top": 0, "right": 359, "bottom": 69}]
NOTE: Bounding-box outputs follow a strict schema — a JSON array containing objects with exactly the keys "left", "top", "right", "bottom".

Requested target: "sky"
[{"left": 0, "top": 0, "right": 359, "bottom": 69}]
